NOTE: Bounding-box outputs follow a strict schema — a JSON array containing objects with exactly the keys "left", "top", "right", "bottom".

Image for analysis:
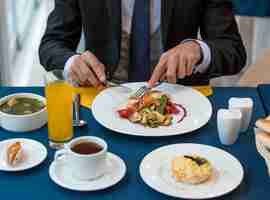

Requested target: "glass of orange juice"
[{"left": 44, "top": 70, "right": 74, "bottom": 149}]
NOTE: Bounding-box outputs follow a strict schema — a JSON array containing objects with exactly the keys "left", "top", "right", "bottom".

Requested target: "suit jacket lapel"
[
  {"left": 106, "top": 0, "right": 121, "bottom": 33},
  {"left": 106, "top": 0, "right": 121, "bottom": 75},
  {"left": 161, "top": 0, "right": 174, "bottom": 48}
]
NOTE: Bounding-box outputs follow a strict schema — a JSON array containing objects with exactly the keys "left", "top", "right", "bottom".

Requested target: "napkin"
[
  {"left": 73, "top": 87, "right": 102, "bottom": 109},
  {"left": 192, "top": 86, "right": 213, "bottom": 97},
  {"left": 72, "top": 84, "right": 213, "bottom": 109},
  {"left": 255, "top": 128, "right": 270, "bottom": 176},
  {"left": 258, "top": 84, "right": 270, "bottom": 115}
]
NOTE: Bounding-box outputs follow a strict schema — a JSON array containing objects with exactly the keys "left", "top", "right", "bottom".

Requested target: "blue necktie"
[{"left": 129, "top": 0, "right": 151, "bottom": 82}]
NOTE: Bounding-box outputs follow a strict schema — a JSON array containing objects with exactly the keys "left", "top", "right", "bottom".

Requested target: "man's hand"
[
  {"left": 68, "top": 51, "right": 106, "bottom": 87},
  {"left": 149, "top": 41, "right": 202, "bottom": 87}
]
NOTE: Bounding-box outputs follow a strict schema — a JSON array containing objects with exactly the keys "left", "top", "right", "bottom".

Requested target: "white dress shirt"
[{"left": 64, "top": 0, "right": 211, "bottom": 80}]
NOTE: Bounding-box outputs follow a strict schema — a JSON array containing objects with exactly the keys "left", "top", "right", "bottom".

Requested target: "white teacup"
[
  {"left": 54, "top": 136, "right": 107, "bottom": 180},
  {"left": 217, "top": 109, "right": 242, "bottom": 145}
]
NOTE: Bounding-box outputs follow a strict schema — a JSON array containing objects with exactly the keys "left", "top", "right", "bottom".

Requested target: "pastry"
[
  {"left": 171, "top": 155, "right": 213, "bottom": 184},
  {"left": 6, "top": 142, "right": 23, "bottom": 166},
  {"left": 256, "top": 116, "right": 270, "bottom": 133},
  {"left": 257, "top": 132, "right": 270, "bottom": 150}
]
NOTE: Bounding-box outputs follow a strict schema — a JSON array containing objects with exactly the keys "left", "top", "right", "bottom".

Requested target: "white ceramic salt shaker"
[
  {"left": 217, "top": 109, "right": 242, "bottom": 145},
  {"left": 229, "top": 97, "right": 254, "bottom": 133}
]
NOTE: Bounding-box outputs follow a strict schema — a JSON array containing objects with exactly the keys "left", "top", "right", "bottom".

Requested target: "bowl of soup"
[{"left": 0, "top": 93, "right": 47, "bottom": 132}]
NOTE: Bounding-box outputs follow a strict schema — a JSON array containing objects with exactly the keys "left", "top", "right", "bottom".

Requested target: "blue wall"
[{"left": 233, "top": 0, "right": 270, "bottom": 17}]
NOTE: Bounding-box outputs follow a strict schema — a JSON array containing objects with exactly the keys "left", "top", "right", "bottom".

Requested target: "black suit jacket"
[{"left": 39, "top": 0, "right": 247, "bottom": 85}]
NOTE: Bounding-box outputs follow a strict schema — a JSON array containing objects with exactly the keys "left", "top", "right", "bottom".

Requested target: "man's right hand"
[{"left": 67, "top": 51, "right": 106, "bottom": 87}]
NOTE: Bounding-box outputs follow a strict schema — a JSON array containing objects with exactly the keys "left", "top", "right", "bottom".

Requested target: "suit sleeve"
[
  {"left": 39, "top": 0, "right": 82, "bottom": 71},
  {"left": 200, "top": 0, "right": 247, "bottom": 78}
]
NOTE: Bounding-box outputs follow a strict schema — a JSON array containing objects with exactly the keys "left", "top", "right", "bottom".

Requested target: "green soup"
[{"left": 0, "top": 97, "right": 45, "bottom": 115}]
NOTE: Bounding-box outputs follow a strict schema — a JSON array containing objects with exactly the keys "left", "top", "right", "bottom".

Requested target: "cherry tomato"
[
  {"left": 165, "top": 105, "right": 174, "bottom": 114},
  {"left": 171, "top": 104, "right": 180, "bottom": 114},
  {"left": 166, "top": 104, "right": 179, "bottom": 114},
  {"left": 117, "top": 109, "right": 133, "bottom": 118}
]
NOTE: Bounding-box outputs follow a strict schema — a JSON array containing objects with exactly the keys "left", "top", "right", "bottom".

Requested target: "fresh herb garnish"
[
  {"left": 184, "top": 155, "right": 207, "bottom": 166},
  {"left": 158, "top": 95, "right": 168, "bottom": 114}
]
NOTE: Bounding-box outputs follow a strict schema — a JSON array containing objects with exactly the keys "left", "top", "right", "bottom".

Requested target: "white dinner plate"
[
  {"left": 49, "top": 152, "right": 126, "bottom": 191},
  {"left": 0, "top": 138, "right": 47, "bottom": 172},
  {"left": 92, "top": 82, "right": 212, "bottom": 137},
  {"left": 140, "top": 143, "right": 244, "bottom": 199}
]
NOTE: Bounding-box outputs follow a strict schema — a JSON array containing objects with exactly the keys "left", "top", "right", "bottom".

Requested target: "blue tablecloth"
[
  {"left": 0, "top": 87, "right": 269, "bottom": 200},
  {"left": 258, "top": 84, "right": 270, "bottom": 116}
]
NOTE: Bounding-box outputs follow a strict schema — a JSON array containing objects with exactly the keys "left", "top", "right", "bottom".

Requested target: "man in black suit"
[{"left": 39, "top": 0, "right": 246, "bottom": 87}]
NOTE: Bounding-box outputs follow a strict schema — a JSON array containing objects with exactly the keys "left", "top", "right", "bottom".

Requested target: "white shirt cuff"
[{"left": 181, "top": 39, "right": 211, "bottom": 74}]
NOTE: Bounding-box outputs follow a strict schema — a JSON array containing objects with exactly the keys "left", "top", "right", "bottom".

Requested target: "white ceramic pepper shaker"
[
  {"left": 229, "top": 97, "right": 254, "bottom": 133},
  {"left": 217, "top": 109, "right": 242, "bottom": 145}
]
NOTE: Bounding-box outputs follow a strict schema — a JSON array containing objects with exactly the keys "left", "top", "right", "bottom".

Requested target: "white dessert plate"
[
  {"left": 140, "top": 143, "right": 244, "bottom": 199},
  {"left": 0, "top": 138, "right": 47, "bottom": 172},
  {"left": 92, "top": 82, "right": 212, "bottom": 137},
  {"left": 49, "top": 152, "right": 126, "bottom": 191}
]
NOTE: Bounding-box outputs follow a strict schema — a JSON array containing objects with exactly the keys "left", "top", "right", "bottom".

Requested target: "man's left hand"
[{"left": 149, "top": 41, "right": 202, "bottom": 87}]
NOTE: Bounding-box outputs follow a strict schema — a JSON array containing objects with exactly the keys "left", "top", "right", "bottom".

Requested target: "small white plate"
[
  {"left": 140, "top": 143, "right": 244, "bottom": 199},
  {"left": 92, "top": 82, "right": 212, "bottom": 137},
  {"left": 0, "top": 138, "right": 47, "bottom": 172},
  {"left": 49, "top": 152, "right": 126, "bottom": 191}
]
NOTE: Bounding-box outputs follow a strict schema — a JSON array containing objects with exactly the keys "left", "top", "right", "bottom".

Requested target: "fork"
[
  {"left": 105, "top": 81, "right": 133, "bottom": 92},
  {"left": 132, "top": 81, "right": 164, "bottom": 97}
]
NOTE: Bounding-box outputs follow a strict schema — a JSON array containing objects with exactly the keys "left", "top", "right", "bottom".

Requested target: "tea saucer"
[
  {"left": 49, "top": 152, "right": 126, "bottom": 191},
  {"left": 0, "top": 138, "right": 47, "bottom": 172}
]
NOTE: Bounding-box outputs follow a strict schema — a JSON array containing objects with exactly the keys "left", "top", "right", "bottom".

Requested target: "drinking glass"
[{"left": 44, "top": 70, "right": 74, "bottom": 149}]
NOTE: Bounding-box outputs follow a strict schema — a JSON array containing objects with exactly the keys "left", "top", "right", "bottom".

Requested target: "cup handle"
[{"left": 54, "top": 149, "right": 68, "bottom": 162}]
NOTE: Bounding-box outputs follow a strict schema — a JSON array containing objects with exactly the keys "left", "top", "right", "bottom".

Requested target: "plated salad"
[{"left": 117, "top": 91, "right": 186, "bottom": 128}]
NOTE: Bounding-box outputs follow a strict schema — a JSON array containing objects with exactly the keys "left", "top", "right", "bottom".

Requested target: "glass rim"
[{"left": 44, "top": 70, "right": 65, "bottom": 84}]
